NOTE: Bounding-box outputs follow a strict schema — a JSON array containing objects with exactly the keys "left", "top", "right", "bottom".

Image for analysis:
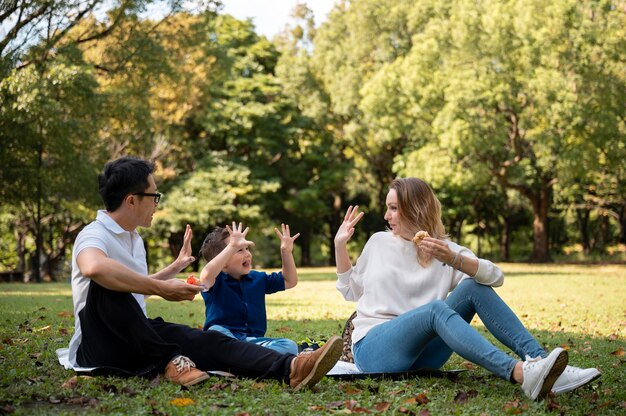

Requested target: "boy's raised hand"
[
  {"left": 225, "top": 222, "right": 255, "bottom": 250},
  {"left": 274, "top": 223, "right": 300, "bottom": 252}
]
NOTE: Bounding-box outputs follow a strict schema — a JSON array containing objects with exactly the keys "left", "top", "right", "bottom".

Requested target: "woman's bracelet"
[
  {"left": 459, "top": 255, "right": 464, "bottom": 271},
  {"left": 448, "top": 252, "right": 459, "bottom": 267}
]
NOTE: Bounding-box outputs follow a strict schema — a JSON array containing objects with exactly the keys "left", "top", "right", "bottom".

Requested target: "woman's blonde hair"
[{"left": 390, "top": 178, "right": 447, "bottom": 264}]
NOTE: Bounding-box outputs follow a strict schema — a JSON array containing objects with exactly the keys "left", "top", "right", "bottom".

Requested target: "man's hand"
[
  {"left": 158, "top": 278, "right": 202, "bottom": 301},
  {"left": 274, "top": 223, "right": 300, "bottom": 252},
  {"left": 174, "top": 224, "right": 196, "bottom": 271},
  {"left": 334, "top": 205, "right": 364, "bottom": 246}
]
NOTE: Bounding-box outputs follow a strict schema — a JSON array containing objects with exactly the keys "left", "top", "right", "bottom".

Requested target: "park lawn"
[{"left": 0, "top": 264, "right": 624, "bottom": 415}]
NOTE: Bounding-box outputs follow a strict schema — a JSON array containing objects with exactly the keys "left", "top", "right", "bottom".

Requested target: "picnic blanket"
[
  {"left": 57, "top": 347, "right": 463, "bottom": 380},
  {"left": 326, "top": 360, "right": 465, "bottom": 380}
]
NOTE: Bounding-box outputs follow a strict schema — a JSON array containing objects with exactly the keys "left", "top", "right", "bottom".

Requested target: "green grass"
[{"left": 0, "top": 264, "right": 625, "bottom": 415}]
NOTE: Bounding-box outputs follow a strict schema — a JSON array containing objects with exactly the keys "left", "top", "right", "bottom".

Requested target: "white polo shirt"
[{"left": 68, "top": 210, "right": 148, "bottom": 366}]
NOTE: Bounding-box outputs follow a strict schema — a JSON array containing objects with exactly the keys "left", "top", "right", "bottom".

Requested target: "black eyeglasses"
[{"left": 133, "top": 192, "right": 162, "bottom": 204}]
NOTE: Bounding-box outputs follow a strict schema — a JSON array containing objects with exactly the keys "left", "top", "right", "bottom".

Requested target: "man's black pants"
[{"left": 76, "top": 281, "right": 294, "bottom": 382}]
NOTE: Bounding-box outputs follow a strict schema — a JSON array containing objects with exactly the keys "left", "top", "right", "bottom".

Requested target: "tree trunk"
[
  {"left": 499, "top": 215, "right": 510, "bottom": 261},
  {"left": 327, "top": 193, "right": 344, "bottom": 266},
  {"left": 299, "top": 229, "right": 311, "bottom": 266},
  {"left": 32, "top": 142, "right": 43, "bottom": 282},
  {"left": 617, "top": 205, "right": 626, "bottom": 244},
  {"left": 597, "top": 214, "right": 610, "bottom": 252},
  {"left": 575, "top": 207, "right": 591, "bottom": 255},
  {"left": 15, "top": 224, "right": 26, "bottom": 273},
  {"left": 529, "top": 184, "right": 552, "bottom": 263}
]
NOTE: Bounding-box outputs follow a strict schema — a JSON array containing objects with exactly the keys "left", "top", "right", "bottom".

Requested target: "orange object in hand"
[{"left": 186, "top": 275, "right": 200, "bottom": 285}]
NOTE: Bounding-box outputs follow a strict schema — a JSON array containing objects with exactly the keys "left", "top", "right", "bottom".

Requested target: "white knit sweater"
[{"left": 336, "top": 231, "right": 504, "bottom": 345}]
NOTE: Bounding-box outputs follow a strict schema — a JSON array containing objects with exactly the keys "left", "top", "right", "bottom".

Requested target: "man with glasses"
[{"left": 66, "top": 156, "right": 341, "bottom": 388}]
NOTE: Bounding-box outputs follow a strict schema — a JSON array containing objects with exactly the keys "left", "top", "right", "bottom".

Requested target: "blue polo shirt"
[{"left": 201, "top": 270, "right": 285, "bottom": 338}]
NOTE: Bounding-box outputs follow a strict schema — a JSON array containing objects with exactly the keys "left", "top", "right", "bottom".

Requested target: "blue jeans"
[
  {"left": 353, "top": 279, "right": 546, "bottom": 380},
  {"left": 208, "top": 325, "right": 299, "bottom": 356}
]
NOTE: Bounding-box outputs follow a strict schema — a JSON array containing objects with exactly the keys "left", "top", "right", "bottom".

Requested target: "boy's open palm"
[
  {"left": 226, "top": 222, "right": 255, "bottom": 250},
  {"left": 275, "top": 223, "right": 300, "bottom": 252}
]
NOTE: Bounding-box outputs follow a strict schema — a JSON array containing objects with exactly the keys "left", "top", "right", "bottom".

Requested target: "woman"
[{"left": 335, "top": 178, "right": 600, "bottom": 401}]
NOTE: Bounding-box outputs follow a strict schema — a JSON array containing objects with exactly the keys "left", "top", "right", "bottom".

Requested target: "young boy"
[{"left": 198, "top": 222, "right": 299, "bottom": 355}]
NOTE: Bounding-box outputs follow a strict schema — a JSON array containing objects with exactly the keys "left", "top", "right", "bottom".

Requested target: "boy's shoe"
[
  {"left": 290, "top": 335, "right": 342, "bottom": 390},
  {"left": 164, "top": 355, "right": 210, "bottom": 387},
  {"left": 552, "top": 365, "right": 601, "bottom": 394},
  {"left": 521, "top": 348, "right": 568, "bottom": 401}
]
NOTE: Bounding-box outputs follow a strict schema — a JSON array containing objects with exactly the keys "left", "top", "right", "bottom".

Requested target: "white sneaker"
[
  {"left": 552, "top": 365, "right": 601, "bottom": 394},
  {"left": 520, "top": 348, "right": 568, "bottom": 401}
]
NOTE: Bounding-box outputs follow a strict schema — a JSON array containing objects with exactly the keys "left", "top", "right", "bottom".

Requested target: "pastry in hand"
[{"left": 412, "top": 230, "right": 430, "bottom": 246}]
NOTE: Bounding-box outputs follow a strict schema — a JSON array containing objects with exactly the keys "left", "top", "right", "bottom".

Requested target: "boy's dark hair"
[
  {"left": 98, "top": 156, "right": 155, "bottom": 212},
  {"left": 200, "top": 227, "right": 230, "bottom": 262}
]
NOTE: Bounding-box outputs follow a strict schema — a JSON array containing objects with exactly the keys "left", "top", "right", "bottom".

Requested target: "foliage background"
[{"left": 1, "top": 0, "right": 625, "bottom": 280}]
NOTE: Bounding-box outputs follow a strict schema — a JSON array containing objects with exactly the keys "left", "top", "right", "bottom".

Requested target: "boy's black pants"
[{"left": 76, "top": 280, "right": 294, "bottom": 382}]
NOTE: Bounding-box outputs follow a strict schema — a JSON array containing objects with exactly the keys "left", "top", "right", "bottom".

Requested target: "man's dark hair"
[
  {"left": 199, "top": 227, "right": 230, "bottom": 262},
  {"left": 98, "top": 156, "right": 155, "bottom": 212}
]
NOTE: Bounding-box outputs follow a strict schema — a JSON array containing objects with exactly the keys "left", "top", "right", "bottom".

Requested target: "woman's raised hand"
[
  {"left": 226, "top": 222, "right": 255, "bottom": 250},
  {"left": 335, "top": 205, "right": 364, "bottom": 246}
]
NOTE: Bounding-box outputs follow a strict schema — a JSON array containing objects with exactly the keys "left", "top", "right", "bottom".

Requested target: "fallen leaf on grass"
[
  {"left": 460, "top": 361, "right": 476, "bottom": 370},
  {"left": 170, "top": 397, "right": 195, "bottom": 406},
  {"left": 275, "top": 327, "right": 292, "bottom": 333},
  {"left": 314, "top": 400, "right": 343, "bottom": 410},
  {"left": 546, "top": 396, "right": 560, "bottom": 411},
  {"left": 66, "top": 397, "right": 98, "bottom": 406},
  {"left": 26, "top": 376, "right": 43, "bottom": 385},
  {"left": 234, "top": 413, "right": 250, "bottom": 416},
  {"left": 453, "top": 390, "right": 478, "bottom": 404},
  {"left": 1, "top": 404, "right": 15, "bottom": 413},
  {"left": 373, "top": 402, "right": 391, "bottom": 412},
  {"left": 33, "top": 325, "right": 51, "bottom": 332},
  {"left": 100, "top": 383, "right": 118, "bottom": 393},
  {"left": 210, "top": 382, "right": 230, "bottom": 391},
  {"left": 58, "top": 328, "right": 69, "bottom": 335},
  {"left": 398, "top": 407, "right": 416, "bottom": 415},
  {"left": 308, "top": 405, "right": 326, "bottom": 411},
  {"left": 121, "top": 387, "right": 137, "bottom": 396},
  {"left": 610, "top": 346, "right": 624, "bottom": 356},
  {"left": 503, "top": 399, "right": 527, "bottom": 414},
  {"left": 252, "top": 382, "right": 267, "bottom": 389},
  {"left": 57, "top": 311, "right": 72, "bottom": 318},
  {"left": 339, "top": 383, "right": 362, "bottom": 395},
  {"left": 418, "top": 410, "right": 431, "bottom": 416},
  {"left": 61, "top": 375, "right": 94, "bottom": 389},
  {"left": 404, "top": 393, "right": 429, "bottom": 405}
]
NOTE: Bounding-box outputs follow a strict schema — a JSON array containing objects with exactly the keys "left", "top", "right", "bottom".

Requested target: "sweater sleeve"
[
  {"left": 336, "top": 235, "right": 377, "bottom": 302},
  {"left": 336, "top": 267, "right": 363, "bottom": 301},
  {"left": 473, "top": 258, "right": 504, "bottom": 287},
  {"left": 450, "top": 242, "right": 504, "bottom": 288}
]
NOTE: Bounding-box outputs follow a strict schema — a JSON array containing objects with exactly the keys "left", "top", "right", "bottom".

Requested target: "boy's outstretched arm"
[
  {"left": 199, "top": 222, "right": 255, "bottom": 289},
  {"left": 275, "top": 223, "right": 300, "bottom": 289}
]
